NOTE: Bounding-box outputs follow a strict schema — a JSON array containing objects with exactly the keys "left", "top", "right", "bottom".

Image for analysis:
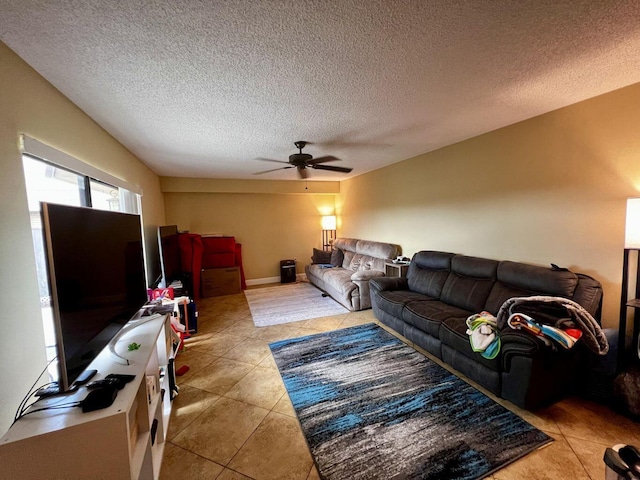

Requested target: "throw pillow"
[
  {"left": 311, "top": 248, "right": 332, "bottom": 264},
  {"left": 330, "top": 248, "right": 344, "bottom": 267}
]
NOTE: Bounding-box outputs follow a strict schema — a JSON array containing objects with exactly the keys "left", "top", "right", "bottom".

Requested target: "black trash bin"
[{"left": 280, "top": 259, "right": 296, "bottom": 283}]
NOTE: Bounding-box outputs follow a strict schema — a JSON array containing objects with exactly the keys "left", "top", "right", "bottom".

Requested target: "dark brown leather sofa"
[{"left": 370, "top": 251, "right": 604, "bottom": 409}]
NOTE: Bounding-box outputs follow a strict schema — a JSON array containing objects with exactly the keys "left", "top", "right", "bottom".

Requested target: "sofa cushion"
[
  {"left": 440, "top": 255, "right": 498, "bottom": 312},
  {"left": 374, "top": 290, "right": 429, "bottom": 319},
  {"left": 572, "top": 273, "right": 603, "bottom": 317},
  {"left": 406, "top": 251, "right": 454, "bottom": 297},
  {"left": 403, "top": 300, "right": 471, "bottom": 338},
  {"left": 330, "top": 248, "right": 344, "bottom": 267},
  {"left": 484, "top": 261, "right": 579, "bottom": 314},
  {"left": 333, "top": 238, "right": 358, "bottom": 253},
  {"left": 351, "top": 270, "right": 384, "bottom": 281},
  {"left": 347, "top": 253, "right": 386, "bottom": 272},
  {"left": 483, "top": 281, "right": 534, "bottom": 315},
  {"left": 342, "top": 250, "right": 355, "bottom": 268},
  {"left": 499, "top": 261, "right": 578, "bottom": 296},
  {"left": 305, "top": 264, "right": 329, "bottom": 285},
  {"left": 311, "top": 248, "right": 332, "bottom": 264},
  {"left": 321, "top": 268, "right": 358, "bottom": 295},
  {"left": 355, "top": 239, "right": 400, "bottom": 260}
]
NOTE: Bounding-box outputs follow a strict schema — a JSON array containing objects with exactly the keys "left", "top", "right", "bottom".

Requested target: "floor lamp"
[
  {"left": 619, "top": 197, "right": 640, "bottom": 368},
  {"left": 322, "top": 215, "right": 336, "bottom": 251}
]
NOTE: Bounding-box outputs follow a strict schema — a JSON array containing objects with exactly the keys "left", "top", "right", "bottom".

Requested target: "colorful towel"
[
  {"left": 507, "top": 313, "right": 582, "bottom": 350},
  {"left": 466, "top": 311, "right": 501, "bottom": 359},
  {"left": 497, "top": 295, "right": 608, "bottom": 355}
]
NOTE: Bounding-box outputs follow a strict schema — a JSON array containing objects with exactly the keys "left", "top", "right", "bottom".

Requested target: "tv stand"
[{"left": 0, "top": 314, "right": 175, "bottom": 479}]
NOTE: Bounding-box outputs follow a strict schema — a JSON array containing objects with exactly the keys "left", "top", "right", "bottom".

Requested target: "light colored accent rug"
[
  {"left": 245, "top": 282, "right": 349, "bottom": 327},
  {"left": 270, "top": 323, "right": 552, "bottom": 480}
]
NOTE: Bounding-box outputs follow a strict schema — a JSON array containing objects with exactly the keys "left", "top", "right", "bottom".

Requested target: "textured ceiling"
[{"left": 2, "top": 1, "right": 640, "bottom": 181}]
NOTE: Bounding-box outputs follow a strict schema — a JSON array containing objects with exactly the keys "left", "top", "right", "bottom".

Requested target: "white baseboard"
[{"left": 246, "top": 273, "right": 306, "bottom": 286}]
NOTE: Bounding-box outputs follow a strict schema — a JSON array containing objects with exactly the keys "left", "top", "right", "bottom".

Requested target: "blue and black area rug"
[{"left": 269, "top": 323, "right": 552, "bottom": 480}]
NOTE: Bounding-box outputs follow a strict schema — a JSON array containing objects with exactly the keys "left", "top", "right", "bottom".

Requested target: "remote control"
[
  {"left": 73, "top": 369, "right": 98, "bottom": 386},
  {"left": 106, "top": 373, "right": 136, "bottom": 383},
  {"left": 86, "top": 378, "right": 125, "bottom": 390}
]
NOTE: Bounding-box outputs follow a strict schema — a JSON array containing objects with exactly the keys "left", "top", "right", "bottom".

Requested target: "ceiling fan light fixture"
[{"left": 253, "top": 141, "right": 352, "bottom": 178}]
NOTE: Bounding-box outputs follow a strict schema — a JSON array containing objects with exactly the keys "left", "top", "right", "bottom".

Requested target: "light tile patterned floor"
[{"left": 160, "top": 285, "right": 640, "bottom": 480}]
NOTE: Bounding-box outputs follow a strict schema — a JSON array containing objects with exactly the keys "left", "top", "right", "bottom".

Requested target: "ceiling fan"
[{"left": 253, "top": 141, "right": 353, "bottom": 179}]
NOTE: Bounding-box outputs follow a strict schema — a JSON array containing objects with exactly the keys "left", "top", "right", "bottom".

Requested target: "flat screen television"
[
  {"left": 158, "top": 225, "right": 180, "bottom": 285},
  {"left": 41, "top": 202, "right": 148, "bottom": 392}
]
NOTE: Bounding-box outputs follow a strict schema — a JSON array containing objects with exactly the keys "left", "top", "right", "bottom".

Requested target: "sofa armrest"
[
  {"left": 351, "top": 271, "right": 385, "bottom": 310},
  {"left": 499, "top": 331, "right": 584, "bottom": 409},
  {"left": 351, "top": 270, "right": 384, "bottom": 281},
  {"left": 370, "top": 276, "right": 409, "bottom": 293}
]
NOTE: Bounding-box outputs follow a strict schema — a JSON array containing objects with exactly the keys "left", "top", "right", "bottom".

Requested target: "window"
[{"left": 21, "top": 136, "right": 142, "bottom": 362}]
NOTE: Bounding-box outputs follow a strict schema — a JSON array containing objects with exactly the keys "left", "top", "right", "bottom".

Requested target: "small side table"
[{"left": 385, "top": 262, "right": 410, "bottom": 278}]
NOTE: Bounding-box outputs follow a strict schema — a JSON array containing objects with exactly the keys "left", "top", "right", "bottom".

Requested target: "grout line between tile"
[
  {"left": 563, "top": 432, "right": 599, "bottom": 480},
  {"left": 167, "top": 440, "right": 227, "bottom": 472},
  {"left": 166, "top": 388, "right": 223, "bottom": 442}
]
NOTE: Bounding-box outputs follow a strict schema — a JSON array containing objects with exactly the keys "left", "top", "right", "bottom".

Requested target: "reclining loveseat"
[
  {"left": 305, "top": 238, "right": 401, "bottom": 311},
  {"left": 370, "top": 250, "right": 607, "bottom": 409}
]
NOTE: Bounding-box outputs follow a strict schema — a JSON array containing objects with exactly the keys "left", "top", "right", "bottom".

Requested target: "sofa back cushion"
[
  {"left": 342, "top": 250, "right": 355, "bottom": 268},
  {"left": 483, "top": 261, "right": 579, "bottom": 314},
  {"left": 330, "top": 248, "right": 344, "bottom": 267},
  {"left": 347, "top": 253, "right": 385, "bottom": 272},
  {"left": 333, "top": 238, "right": 358, "bottom": 268},
  {"left": 572, "top": 273, "right": 603, "bottom": 317},
  {"left": 333, "top": 238, "right": 358, "bottom": 254},
  {"left": 407, "top": 251, "right": 454, "bottom": 298},
  {"left": 440, "top": 255, "right": 498, "bottom": 312},
  {"left": 355, "top": 239, "right": 400, "bottom": 260}
]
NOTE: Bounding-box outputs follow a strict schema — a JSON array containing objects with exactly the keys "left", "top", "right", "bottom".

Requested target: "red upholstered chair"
[
  {"left": 201, "top": 236, "right": 247, "bottom": 290},
  {"left": 201, "top": 236, "right": 236, "bottom": 268},
  {"left": 171, "top": 234, "right": 246, "bottom": 299},
  {"left": 235, "top": 243, "right": 247, "bottom": 290},
  {"left": 177, "top": 233, "right": 203, "bottom": 299}
]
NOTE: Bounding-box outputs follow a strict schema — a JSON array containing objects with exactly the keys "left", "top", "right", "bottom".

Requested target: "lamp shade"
[
  {"left": 321, "top": 215, "right": 337, "bottom": 230},
  {"left": 625, "top": 197, "right": 640, "bottom": 249}
]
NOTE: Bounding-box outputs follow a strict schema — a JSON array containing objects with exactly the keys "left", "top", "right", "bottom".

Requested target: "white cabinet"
[{"left": 0, "top": 314, "right": 175, "bottom": 480}]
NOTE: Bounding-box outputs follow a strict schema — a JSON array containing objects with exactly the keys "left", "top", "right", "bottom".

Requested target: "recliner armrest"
[
  {"left": 498, "top": 331, "right": 541, "bottom": 371},
  {"left": 370, "top": 276, "right": 409, "bottom": 293}
]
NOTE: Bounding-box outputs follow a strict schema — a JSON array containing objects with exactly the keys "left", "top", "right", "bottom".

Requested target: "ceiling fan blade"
[
  {"left": 311, "top": 164, "right": 353, "bottom": 173},
  {"left": 307, "top": 155, "right": 339, "bottom": 165},
  {"left": 298, "top": 166, "right": 308, "bottom": 179},
  {"left": 253, "top": 166, "right": 294, "bottom": 175},
  {"left": 255, "top": 157, "right": 290, "bottom": 165}
]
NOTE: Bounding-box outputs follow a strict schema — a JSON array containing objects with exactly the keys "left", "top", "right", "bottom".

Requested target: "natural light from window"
[{"left": 22, "top": 155, "right": 138, "bottom": 364}]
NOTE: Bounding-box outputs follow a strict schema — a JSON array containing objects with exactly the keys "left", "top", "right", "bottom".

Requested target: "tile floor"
[{"left": 160, "top": 284, "right": 640, "bottom": 480}]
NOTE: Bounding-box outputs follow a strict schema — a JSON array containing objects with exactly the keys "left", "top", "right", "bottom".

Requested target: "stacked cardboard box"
[{"left": 201, "top": 267, "right": 241, "bottom": 297}]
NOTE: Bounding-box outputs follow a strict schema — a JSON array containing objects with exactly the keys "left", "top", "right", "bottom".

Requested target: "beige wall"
[
  {"left": 0, "top": 42, "right": 165, "bottom": 434},
  {"left": 339, "top": 82, "right": 640, "bottom": 327},
  {"left": 163, "top": 189, "right": 337, "bottom": 280}
]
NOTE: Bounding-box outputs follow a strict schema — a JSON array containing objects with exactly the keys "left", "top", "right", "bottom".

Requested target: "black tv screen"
[
  {"left": 41, "top": 203, "right": 147, "bottom": 391},
  {"left": 158, "top": 225, "right": 180, "bottom": 284}
]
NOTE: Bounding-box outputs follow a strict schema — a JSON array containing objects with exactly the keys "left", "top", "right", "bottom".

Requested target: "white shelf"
[{"left": 0, "top": 314, "right": 175, "bottom": 480}]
